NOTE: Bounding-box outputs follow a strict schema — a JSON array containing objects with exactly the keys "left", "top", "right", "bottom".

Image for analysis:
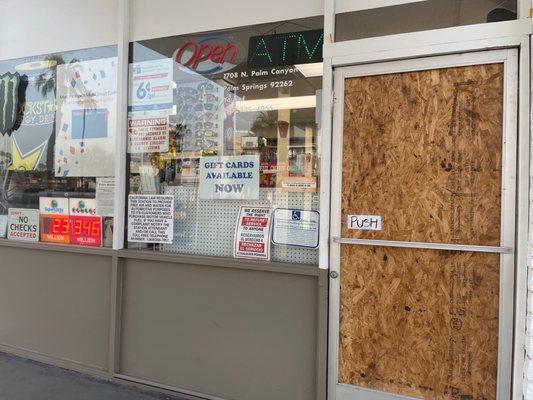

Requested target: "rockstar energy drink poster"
[
  {"left": 10, "top": 60, "right": 57, "bottom": 171},
  {"left": 0, "top": 59, "right": 57, "bottom": 172}
]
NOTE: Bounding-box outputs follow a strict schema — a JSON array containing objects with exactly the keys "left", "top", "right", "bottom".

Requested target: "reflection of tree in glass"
[
  {"left": 35, "top": 55, "right": 68, "bottom": 97},
  {"left": 56, "top": 58, "right": 98, "bottom": 111},
  {"left": 31, "top": 55, "right": 62, "bottom": 171},
  {"left": 250, "top": 111, "right": 277, "bottom": 137}
]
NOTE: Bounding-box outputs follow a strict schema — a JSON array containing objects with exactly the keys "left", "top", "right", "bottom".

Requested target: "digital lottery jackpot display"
[
  {"left": 39, "top": 197, "right": 102, "bottom": 247},
  {"left": 69, "top": 198, "right": 102, "bottom": 247},
  {"left": 39, "top": 197, "right": 69, "bottom": 244}
]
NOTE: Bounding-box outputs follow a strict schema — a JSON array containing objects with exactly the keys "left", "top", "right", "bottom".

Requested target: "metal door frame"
[{"left": 328, "top": 49, "right": 519, "bottom": 400}]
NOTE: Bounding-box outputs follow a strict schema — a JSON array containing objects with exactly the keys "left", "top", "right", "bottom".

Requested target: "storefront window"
[
  {"left": 0, "top": 45, "right": 118, "bottom": 247},
  {"left": 126, "top": 16, "right": 323, "bottom": 263},
  {"left": 335, "top": 0, "right": 517, "bottom": 42}
]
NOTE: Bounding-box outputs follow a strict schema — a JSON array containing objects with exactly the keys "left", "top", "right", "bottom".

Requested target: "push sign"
[{"left": 347, "top": 214, "right": 382, "bottom": 231}]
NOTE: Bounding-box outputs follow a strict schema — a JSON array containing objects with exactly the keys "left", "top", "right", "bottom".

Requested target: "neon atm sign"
[
  {"left": 173, "top": 36, "right": 238, "bottom": 74},
  {"left": 247, "top": 29, "right": 323, "bottom": 68}
]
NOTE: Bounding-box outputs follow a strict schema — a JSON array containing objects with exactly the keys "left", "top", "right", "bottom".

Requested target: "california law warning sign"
[
  {"left": 234, "top": 205, "right": 272, "bottom": 261},
  {"left": 127, "top": 194, "right": 174, "bottom": 244}
]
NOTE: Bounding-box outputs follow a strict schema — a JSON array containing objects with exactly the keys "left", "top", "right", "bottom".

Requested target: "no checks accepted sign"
[{"left": 7, "top": 208, "right": 39, "bottom": 242}]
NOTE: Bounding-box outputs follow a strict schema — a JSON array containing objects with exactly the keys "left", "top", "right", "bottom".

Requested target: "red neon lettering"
[
  {"left": 221, "top": 43, "right": 237, "bottom": 64},
  {"left": 191, "top": 43, "right": 212, "bottom": 69},
  {"left": 175, "top": 40, "right": 237, "bottom": 70},
  {"left": 210, "top": 45, "right": 224, "bottom": 63},
  {"left": 175, "top": 40, "right": 197, "bottom": 67}
]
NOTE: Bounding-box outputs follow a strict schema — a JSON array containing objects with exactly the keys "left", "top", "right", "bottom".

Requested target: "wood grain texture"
[
  {"left": 340, "top": 64, "right": 504, "bottom": 245},
  {"left": 338, "top": 64, "right": 503, "bottom": 399},
  {"left": 339, "top": 246, "right": 499, "bottom": 399}
]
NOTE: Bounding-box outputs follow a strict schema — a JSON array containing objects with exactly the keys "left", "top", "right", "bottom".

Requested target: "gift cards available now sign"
[{"left": 199, "top": 155, "right": 259, "bottom": 200}]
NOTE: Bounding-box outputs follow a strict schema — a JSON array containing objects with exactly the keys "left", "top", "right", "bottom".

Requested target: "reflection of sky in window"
[
  {"left": 0, "top": 45, "right": 117, "bottom": 74},
  {"left": 133, "top": 43, "right": 229, "bottom": 87},
  {"left": 131, "top": 33, "right": 321, "bottom": 133},
  {"left": 132, "top": 42, "right": 240, "bottom": 121}
]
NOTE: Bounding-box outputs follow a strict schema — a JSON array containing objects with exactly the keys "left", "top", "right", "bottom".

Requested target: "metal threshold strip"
[{"left": 332, "top": 237, "right": 513, "bottom": 254}]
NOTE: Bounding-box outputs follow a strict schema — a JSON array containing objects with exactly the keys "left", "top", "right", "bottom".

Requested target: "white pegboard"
[{"left": 162, "top": 186, "right": 319, "bottom": 264}]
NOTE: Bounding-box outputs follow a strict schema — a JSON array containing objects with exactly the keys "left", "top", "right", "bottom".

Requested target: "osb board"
[
  {"left": 341, "top": 63, "right": 504, "bottom": 245},
  {"left": 338, "top": 246, "right": 499, "bottom": 399},
  {"left": 338, "top": 64, "right": 504, "bottom": 399}
]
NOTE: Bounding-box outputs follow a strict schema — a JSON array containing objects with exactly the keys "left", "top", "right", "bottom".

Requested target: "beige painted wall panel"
[
  {"left": 0, "top": 0, "right": 118, "bottom": 60},
  {"left": 131, "top": 0, "right": 323, "bottom": 41},
  {"left": 0, "top": 247, "right": 112, "bottom": 370},
  {"left": 120, "top": 259, "right": 318, "bottom": 400}
]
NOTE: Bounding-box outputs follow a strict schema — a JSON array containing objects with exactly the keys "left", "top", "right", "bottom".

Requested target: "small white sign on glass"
[
  {"left": 127, "top": 195, "right": 174, "bottom": 244},
  {"left": 272, "top": 209, "right": 319, "bottom": 248},
  {"left": 200, "top": 155, "right": 259, "bottom": 200},
  {"left": 234, "top": 205, "right": 273, "bottom": 261},
  {"left": 96, "top": 177, "right": 116, "bottom": 217},
  {"left": 7, "top": 208, "right": 40, "bottom": 242}
]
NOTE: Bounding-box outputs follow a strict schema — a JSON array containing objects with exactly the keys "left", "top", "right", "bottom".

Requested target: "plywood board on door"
[
  {"left": 341, "top": 63, "right": 503, "bottom": 246},
  {"left": 339, "top": 246, "right": 499, "bottom": 399},
  {"left": 339, "top": 63, "right": 504, "bottom": 399}
]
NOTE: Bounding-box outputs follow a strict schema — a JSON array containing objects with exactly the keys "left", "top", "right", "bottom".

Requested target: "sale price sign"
[
  {"left": 68, "top": 198, "right": 102, "bottom": 247},
  {"left": 233, "top": 205, "right": 273, "bottom": 261},
  {"left": 128, "top": 59, "right": 173, "bottom": 114},
  {"left": 39, "top": 197, "right": 70, "bottom": 244}
]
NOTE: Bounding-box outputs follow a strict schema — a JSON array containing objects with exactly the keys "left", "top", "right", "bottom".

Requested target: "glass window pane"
[
  {"left": 335, "top": 0, "right": 517, "bottom": 42},
  {"left": 0, "top": 45, "right": 118, "bottom": 247},
  {"left": 126, "top": 16, "right": 324, "bottom": 264}
]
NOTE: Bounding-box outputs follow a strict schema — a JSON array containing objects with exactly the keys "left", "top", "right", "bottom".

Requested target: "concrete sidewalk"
[{"left": 0, "top": 351, "right": 186, "bottom": 400}]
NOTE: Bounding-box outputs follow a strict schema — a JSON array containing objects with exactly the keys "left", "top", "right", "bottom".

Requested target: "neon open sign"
[
  {"left": 247, "top": 29, "right": 323, "bottom": 68},
  {"left": 174, "top": 36, "right": 238, "bottom": 74}
]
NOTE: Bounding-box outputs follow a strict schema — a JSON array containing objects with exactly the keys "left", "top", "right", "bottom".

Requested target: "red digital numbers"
[
  {"left": 91, "top": 220, "right": 101, "bottom": 236},
  {"left": 83, "top": 220, "right": 91, "bottom": 234},
  {"left": 41, "top": 215, "right": 70, "bottom": 244},
  {"left": 71, "top": 219, "right": 100, "bottom": 236},
  {"left": 69, "top": 216, "right": 102, "bottom": 247},
  {"left": 73, "top": 219, "right": 81, "bottom": 235},
  {"left": 40, "top": 198, "right": 102, "bottom": 248},
  {"left": 51, "top": 218, "right": 60, "bottom": 234},
  {"left": 51, "top": 218, "right": 69, "bottom": 234}
]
